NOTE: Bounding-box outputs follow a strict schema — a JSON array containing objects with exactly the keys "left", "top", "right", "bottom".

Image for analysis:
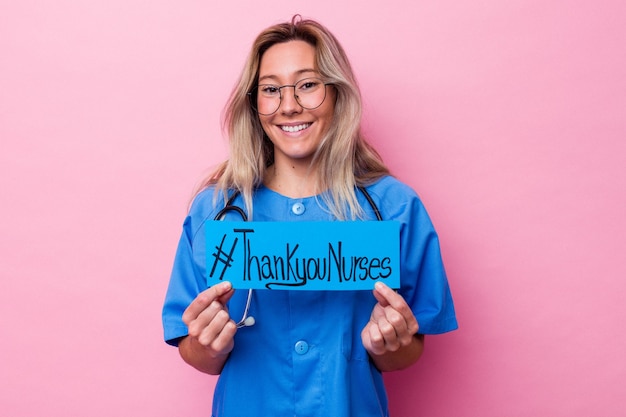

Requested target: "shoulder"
[
  {"left": 184, "top": 186, "right": 226, "bottom": 238},
  {"left": 363, "top": 176, "right": 439, "bottom": 231},
  {"left": 367, "top": 175, "right": 419, "bottom": 199},
  {"left": 189, "top": 186, "right": 221, "bottom": 216},
  {"left": 365, "top": 176, "right": 425, "bottom": 219}
]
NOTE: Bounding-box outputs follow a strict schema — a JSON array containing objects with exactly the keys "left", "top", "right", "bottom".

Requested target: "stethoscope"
[{"left": 213, "top": 186, "right": 382, "bottom": 328}]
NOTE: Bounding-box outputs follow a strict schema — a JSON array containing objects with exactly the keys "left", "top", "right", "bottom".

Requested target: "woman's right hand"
[{"left": 179, "top": 281, "right": 237, "bottom": 374}]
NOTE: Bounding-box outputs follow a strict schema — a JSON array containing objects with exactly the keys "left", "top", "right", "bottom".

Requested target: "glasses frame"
[{"left": 248, "top": 77, "right": 332, "bottom": 116}]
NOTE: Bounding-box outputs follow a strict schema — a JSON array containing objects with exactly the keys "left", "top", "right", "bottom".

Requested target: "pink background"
[{"left": 2, "top": 1, "right": 625, "bottom": 416}]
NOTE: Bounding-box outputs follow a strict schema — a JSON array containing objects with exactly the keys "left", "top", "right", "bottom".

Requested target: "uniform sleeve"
[
  {"left": 400, "top": 197, "right": 458, "bottom": 334},
  {"left": 162, "top": 190, "right": 216, "bottom": 346},
  {"left": 373, "top": 178, "right": 458, "bottom": 335}
]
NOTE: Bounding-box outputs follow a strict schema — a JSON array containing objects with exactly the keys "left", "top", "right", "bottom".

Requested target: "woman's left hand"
[{"left": 361, "top": 282, "right": 420, "bottom": 357}]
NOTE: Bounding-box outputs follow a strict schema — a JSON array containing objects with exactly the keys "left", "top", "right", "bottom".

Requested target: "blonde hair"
[{"left": 198, "top": 15, "right": 389, "bottom": 219}]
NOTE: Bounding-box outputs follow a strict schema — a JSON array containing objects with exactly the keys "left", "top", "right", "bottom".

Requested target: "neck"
[{"left": 264, "top": 162, "right": 320, "bottom": 198}]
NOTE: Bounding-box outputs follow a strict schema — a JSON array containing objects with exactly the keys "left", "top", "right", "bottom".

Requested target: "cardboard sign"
[{"left": 205, "top": 221, "right": 400, "bottom": 290}]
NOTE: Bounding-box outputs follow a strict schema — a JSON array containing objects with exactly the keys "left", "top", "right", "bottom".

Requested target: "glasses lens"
[
  {"left": 252, "top": 84, "right": 280, "bottom": 115},
  {"left": 294, "top": 78, "right": 327, "bottom": 110},
  {"left": 250, "top": 78, "right": 327, "bottom": 115}
]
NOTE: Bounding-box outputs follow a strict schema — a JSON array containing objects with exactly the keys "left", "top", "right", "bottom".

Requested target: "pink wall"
[{"left": 1, "top": 1, "right": 624, "bottom": 416}]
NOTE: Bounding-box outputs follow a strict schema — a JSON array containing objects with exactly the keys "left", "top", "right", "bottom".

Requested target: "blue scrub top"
[{"left": 163, "top": 176, "right": 458, "bottom": 417}]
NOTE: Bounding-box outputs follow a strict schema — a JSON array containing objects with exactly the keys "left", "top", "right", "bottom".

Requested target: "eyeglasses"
[{"left": 248, "top": 77, "right": 331, "bottom": 116}]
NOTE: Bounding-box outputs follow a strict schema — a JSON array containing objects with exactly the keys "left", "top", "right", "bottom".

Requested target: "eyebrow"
[{"left": 258, "top": 68, "right": 318, "bottom": 83}]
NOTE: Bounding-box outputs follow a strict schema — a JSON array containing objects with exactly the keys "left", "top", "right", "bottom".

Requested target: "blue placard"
[{"left": 205, "top": 221, "right": 400, "bottom": 290}]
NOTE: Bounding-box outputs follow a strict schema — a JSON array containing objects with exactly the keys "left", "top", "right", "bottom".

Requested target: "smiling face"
[{"left": 257, "top": 40, "right": 336, "bottom": 170}]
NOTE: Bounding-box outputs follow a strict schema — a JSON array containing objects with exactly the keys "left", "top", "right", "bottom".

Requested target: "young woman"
[{"left": 163, "top": 15, "right": 457, "bottom": 417}]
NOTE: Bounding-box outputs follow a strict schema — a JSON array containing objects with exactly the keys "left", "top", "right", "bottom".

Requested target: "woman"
[{"left": 163, "top": 15, "right": 457, "bottom": 417}]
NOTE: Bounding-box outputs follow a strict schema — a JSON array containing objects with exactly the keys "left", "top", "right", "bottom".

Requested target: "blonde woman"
[{"left": 163, "top": 16, "right": 457, "bottom": 417}]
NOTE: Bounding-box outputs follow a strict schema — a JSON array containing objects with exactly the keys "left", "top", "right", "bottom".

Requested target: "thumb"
[
  {"left": 372, "top": 282, "right": 393, "bottom": 307},
  {"left": 215, "top": 281, "right": 235, "bottom": 304},
  {"left": 218, "top": 287, "right": 236, "bottom": 305}
]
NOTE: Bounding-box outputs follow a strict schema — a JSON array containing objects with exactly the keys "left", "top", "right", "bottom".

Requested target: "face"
[{"left": 256, "top": 40, "right": 336, "bottom": 168}]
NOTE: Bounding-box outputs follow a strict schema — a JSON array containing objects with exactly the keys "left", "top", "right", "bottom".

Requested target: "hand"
[
  {"left": 361, "top": 282, "right": 420, "bottom": 356},
  {"left": 182, "top": 281, "right": 237, "bottom": 359}
]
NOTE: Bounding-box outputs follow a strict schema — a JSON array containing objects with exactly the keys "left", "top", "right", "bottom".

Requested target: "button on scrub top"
[{"left": 291, "top": 202, "right": 305, "bottom": 215}]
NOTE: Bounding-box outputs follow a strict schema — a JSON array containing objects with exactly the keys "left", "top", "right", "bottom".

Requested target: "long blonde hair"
[{"left": 198, "top": 15, "right": 389, "bottom": 219}]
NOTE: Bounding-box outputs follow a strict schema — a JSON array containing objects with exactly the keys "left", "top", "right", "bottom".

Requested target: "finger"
[
  {"left": 373, "top": 282, "right": 409, "bottom": 309},
  {"left": 196, "top": 308, "right": 235, "bottom": 348},
  {"left": 217, "top": 286, "right": 236, "bottom": 305},
  {"left": 371, "top": 291, "right": 411, "bottom": 342},
  {"left": 373, "top": 282, "right": 402, "bottom": 308},
  {"left": 187, "top": 300, "right": 228, "bottom": 338},
  {"left": 382, "top": 305, "right": 409, "bottom": 335},
  {"left": 373, "top": 282, "right": 419, "bottom": 334},
  {"left": 183, "top": 281, "right": 233, "bottom": 325},
  {"left": 369, "top": 303, "right": 386, "bottom": 322},
  {"left": 207, "top": 320, "right": 237, "bottom": 355},
  {"left": 376, "top": 315, "right": 402, "bottom": 352},
  {"left": 381, "top": 305, "right": 416, "bottom": 347},
  {"left": 362, "top": 323, "right": 386, "bottom": 356},
  {"left": 372, "top": 283, "right": 391, "bottom": 307}
]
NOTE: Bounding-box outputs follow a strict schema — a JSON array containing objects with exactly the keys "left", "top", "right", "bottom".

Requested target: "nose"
[{"left": 279, "top": 85, "right": 302, "bottom": 114}]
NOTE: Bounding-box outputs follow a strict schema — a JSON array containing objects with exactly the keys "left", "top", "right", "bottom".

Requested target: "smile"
[{"left": 280, "top": 123, "right": 311, "bottom": 133}]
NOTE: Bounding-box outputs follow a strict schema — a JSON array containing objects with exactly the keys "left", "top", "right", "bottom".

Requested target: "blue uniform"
[{"left": 162, "top": 176, "right": 457, "bottom": 417}]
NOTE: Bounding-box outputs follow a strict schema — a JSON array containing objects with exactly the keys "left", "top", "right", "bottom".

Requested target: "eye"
[
  {"left": 259, "top": 85, "right": 279, "bottom": 96},
  {"left": 298, "top": 79, "right": 321, "bottom": 92}
]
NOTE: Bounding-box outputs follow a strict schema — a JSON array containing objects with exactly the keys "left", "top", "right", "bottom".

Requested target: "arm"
[
  {"left": 361, "top": 282, "right": 425, "bottom": 372},
  {"left": 178, "top": 281, "right": 237, "bottom": 375}
]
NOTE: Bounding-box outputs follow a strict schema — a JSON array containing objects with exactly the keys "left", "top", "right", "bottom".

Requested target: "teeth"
[{"left": 281, "top": 123, "right": 310, "bottom": 133}]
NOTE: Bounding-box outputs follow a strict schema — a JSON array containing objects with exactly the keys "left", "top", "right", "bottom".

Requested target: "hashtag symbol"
[{"left": 209, "top": 234, "right": 238, "bottom": 280}]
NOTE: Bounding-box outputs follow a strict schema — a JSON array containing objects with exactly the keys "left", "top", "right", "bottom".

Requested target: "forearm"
[
  {"left": 178, "top": 335, "right": 230, "bottom": 375},
  {"left": 369, "top": 334, "right": 425, "bottom": 372}
]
